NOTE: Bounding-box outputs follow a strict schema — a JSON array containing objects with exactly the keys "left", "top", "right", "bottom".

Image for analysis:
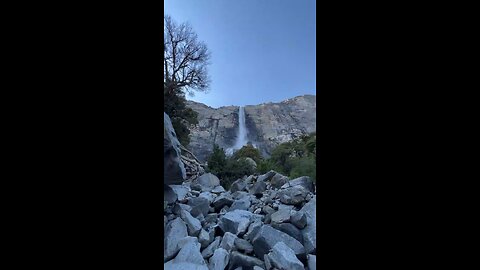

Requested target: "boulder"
[
  {"left": 172, "top": 203, "right": 192, "bottom": 216},
  {"left": 209, "top": 248, "right": 230, "bottom": 270},
  {"left": 164, "top": 185, "right": 178, "bottom": 204},
  {"left": 270, "top": 209, "right": 292, "bottom": 224},
  {"left": 270, "top": 173, "right": 289, "bottom": 189},
  {"left": 199, "top": 191, "right": 216, "bottom": 204},
  {"left": 243, "top": 220, "right": 262, "bottom": 242},
  {"left": 298, "top": 197, "right": 316, "bottom": 254},
  {"left": 196, "top": 173, "right": 220, "bottom": 191},
  {"left": 307, "top": 254, "right": 316, "bottom": 270},
  {"left": 179, "top": 209, "right": 202, "bottom": 237},
  {"left": 234, "top": 237, "right": 254, "bottom": 254},
  {"left": 229, "top": 197, "right": 251, "bottom": 211},
  {"left": 257, "top": 170, "right": 276, "bottom": 182},
  {"left": 201, "top": 236, "right": 221, "bottom": 259},
  {"left": 250, "top": 181, "right": 266, "bottom": 196},
  {"left": 290, "top": 210, "right": 307, "bottom": 229},
  {"left": 177, "top": 236, "right": 199, "bottom": 250},
  {"left": 211, "top": 185, "right": 226, "bottom": 194},
  {"left": 251, "top": 225, "right": 305, "bottom": 258},
  {"left": 198, "top": 229, "right": 211, "bottom": 248},
  {"left": 164, "top": 240, "right": 208, "bottom": 270},
  {"left": 230, "top": 178, "right": 247, "bottom": 193},
  {"left": 271, "top": 222, "right": 303, "bottom": 243},
  {"left": 277, "top": 186, "right": 308, "bottom": 205},
  {"left": 281, "top": 176, "right": 314, "bottom": 192},
  {"left": 228, "top": 251, "right": 265, "bottom": 270},
  {"left": 218, "top": 210, "right": 254, "bottom": 236},
  {"left": 219, "top": 232, "right": 237, "bottom": 252},
  {"left": 164, "top": 112, "right": 186, "bottom": 185},
  {"left": 170, "top": 184, "right": 190, "bottom": 201},
  {"left": 188, "top": 197, "right": 210, "bottom": 217},
  {"left": 212, "top": 193, "right": 234, "bottom": 211},
  {"left": 164, "top": 217, "right": 188, "bottom": 261},
  {"left": 267, "top": 242, "right": 304, "bottom": 270}
]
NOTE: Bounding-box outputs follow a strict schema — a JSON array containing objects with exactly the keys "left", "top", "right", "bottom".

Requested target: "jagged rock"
[
  {"left": 253, "top": 208, "right": 261, "bottom": 214},
  {"left": 243, "top": 220, "right": 262, "bottom": 242},
  {"left": 209, "top": 248, "right": 230, "bottom": 270},
  {"left": 199, "top": 191, "right": 216, "bottom": 204},
  {"left": 164, "top": 185, "right": 178, "bottom": 204},
  {"left": 180, "top": 209, "right": 202, "bottom": 237},
  {"left": 188, "top": 197, "right": 210, "bottom": 217},
  {"left": 277, "top": 204, "right": 295, "bottom": 211},
  {"left": 191, "top": 183, "right": 203, "bottom": 192},
  {"left": 277, "top": 186, "right": 308, "bottom": 205},
  {"left": 164, "top": 112, "right": 186, "bottom": 184},
  {"left": 218, "top": 210, "right": 254, "bottom": 236},
  {"left": 211, "top": 185, "right": 226, "bottom": 194},
  {"left": 213, "top": 193, "right": 234, "bottom": 210},
  {"left": 198, "top": 229, "right": 211, "bottom": 248},
  {"left": 307, "top": 254, "right": 316, "bottom": 270},
  {"left": 173, "top": 203, "right": 192, "bottom": 216},
  {"left": 270, "top": 209, "right": 292, "bottom": 224},
  {"left": 257, "top": 170, "right": 277, "bottom": 182},
  {"left": 267, "top": 242, "right": 304, "bottom": 270},
  {"left": 164, "top": 217, "right": 188, "bottom": 262},
  {"left": 281, "top": 176, "right": 314, "bottom": 192},
  {"left": 298, "top": 197, "right": 316, "bottom": 254},
  {"left": 234, "top": 237, "right": 254, "bottom": 254},
  {"left": 264, "top": 254, "right": 272, "bottom": 270},
  {"left": 220, "top": 232, "right": 237, "bottom": 252},
  {"left": 271, "top": 223, "right": 303, "bottom": 243},
  {"left": 205, "top": 213, "right": 218, "bottom": 224},
  {"left": 196, "top": 173, "right": 220, "bottom": 191},
  {"left": 262, "top": 205, "right": 275, "bottom": 215},
  {"left": 164, "top": 240, "right": 208, "bottom": 270},
  {"left": 230, "top": 178, "right": 247, "bottom": 193},
  {"left": 250, "top": 181, "right": 266, "bottom": 196},
  {"left": 177, "top": 236, "right": 199, "bottom": 250},
  {"left": 253, "top": 266, "right": 264, "bottom": 270},
  {"left": 170, "top": 185, "right": 190, "bottom": 201},
  {"left": 290, "top": 211, "right": 307, "bottom": 229},
  {"left": 201, "top": 236, "right": 221, "bottom": 259},
  {"left": 229, "top": 197, "right": 251, "bottom": 211},
  {"left": 252, "top": 225, "right": 305, "bottom": 258},
  {"left": 232, "top": 191, "right": 249, "bottom": 200},
  {"left": 228, "top": 251, "right": 265, "bottom": 270},
  {"left": 270, "top": 173, "right": 289, "bottom": 189}
]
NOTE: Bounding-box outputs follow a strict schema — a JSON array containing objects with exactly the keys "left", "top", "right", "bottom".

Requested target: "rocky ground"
[{"left": 164, "top": 170, "right": 317, "bottom": 270}]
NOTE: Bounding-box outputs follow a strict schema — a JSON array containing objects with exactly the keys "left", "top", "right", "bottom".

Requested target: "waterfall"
[{"left": 226, "top": 106, "right": 248, "bottom": 155}]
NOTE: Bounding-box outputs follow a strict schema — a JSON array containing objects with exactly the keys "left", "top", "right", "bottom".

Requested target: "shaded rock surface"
[{"left": 164, "top": 112, "right": 186, "bottom": 184}]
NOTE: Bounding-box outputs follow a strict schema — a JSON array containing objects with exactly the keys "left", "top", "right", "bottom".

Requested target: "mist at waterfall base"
[{"left": 226, "top": 107, "right": 257, "bottom": 156}]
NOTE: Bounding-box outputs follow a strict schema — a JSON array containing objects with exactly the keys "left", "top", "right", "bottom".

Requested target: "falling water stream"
[{"left": 226, "top": 106, "right": 248, "bottom": 155}]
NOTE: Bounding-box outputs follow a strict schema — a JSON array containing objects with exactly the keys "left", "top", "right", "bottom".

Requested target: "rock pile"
[{"left": 164, "top": 170, "right": 317, "bottom": 270}]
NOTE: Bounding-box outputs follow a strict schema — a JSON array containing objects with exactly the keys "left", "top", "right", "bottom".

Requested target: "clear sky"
[{"left": 164, "top": 0, "right": 316, "bottom": 108}]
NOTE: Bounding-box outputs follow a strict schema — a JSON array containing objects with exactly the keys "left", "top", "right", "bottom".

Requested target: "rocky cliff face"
[{"left": 186, "top": 95, "right": 316, "bottom": 162}]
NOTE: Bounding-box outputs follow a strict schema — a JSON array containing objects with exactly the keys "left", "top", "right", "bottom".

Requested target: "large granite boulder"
[
  {"left": 164, "top": 112, "right": 186, "bottom": 184},
  {"left": 298, "top": 197, "right": 316, "bottom": 254},
  {"left": 281, "top": 176, "right": 314, "bottom": 192},
  {"left": 164, "top": 240, "right": 208, "bottom": 270},
  {"left": 267, "top": 242, "right": 304, "bottom": 270},
  {"left": 251, "top": 225, "right": 305, "bottom": 258},
  {"left": 196, "top": 173, "right": 220, "bottom": 191},
  {"left": 164, "top": 217, "right": 188, "bottom": 262},
  {"left": 218, "top": 210, "right": 253, "bottom": 236},
  {"left": 277, "top": 185, "right": 309, "bottom": 205}
]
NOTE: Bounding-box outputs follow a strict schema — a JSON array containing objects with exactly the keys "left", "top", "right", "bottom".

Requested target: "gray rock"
[
  {"left": 164, "top": 185, "right": 178, "bottom": 204},
  {"left": 164, "top": 217, "right": 188, "bottom": 261},
  {"left": 198, "top": 229, "right": 211, "bottom": 248},
  {"left": 196, "top": 173, "right": 220, "bottom": 191},
  {"left": 170, "top": 184, "right": 190, "bottom": 201},
  {"left": 164, "top": 262, "right": 208, "bottom": 270},
  {"left": 164, "top": 240, "right": 208, "bottom": 270},
  {"left": 199, "top": 191, "right": 216, "bottom": 204},
  {"left": 298, "top": 198, "right": 316, "bottom": 254},
  {"left": 209, "top": 248, "right": 230, "bottom": 270},
  {"left": 270, "top": 209, "right": 292, "bottom": 224},
  {"left": 230, "top": 178, "right": 247, "bottom": 193},
  {"left": 234, "top": 237, "right": 254, "bottom": 254},
  {"left": 250, "top": 181, "right": 266, "bottom": 196},
  {"left": 253, "top": 266, "right": 264, "bottom": 270},
  {"left": 277, "top": 186, "right": 308, "bottom": 205},
  {"left": 205, "top": 213, "right": 218, "bottom": 224},
  {"left": 281, "top": 176, "right": 314, "bottom": 192},
  {"left": 252, "top": 225, "right": 305, "bottom": 258},
  {"left": 262, "top": 205, "right": 275, "bottom": 215},
  {"left": 211, "top": 185, "right": 226, "bottom": 194},
  {"left": 201, "top": 236, "right": 221, "bottom": 259},
  {"left": 253, "top": 208, "right": 261, "bottom": 214},
  {"left": 290, "top": 211, "right": 307, "bottom": 229},
  {"left": 218, "top": 210, "right": 253, "bottom": 236},
  {"left": 267, "top": 242, "right": 304, "bottom": 270},
  {"left": 213, "top": 193, "right": 234, "bottom": 210},
  {"left": 164, "top": 112, "right": 186, "bottom": 184},
  {"left": 219, "top": 232, "right": 237, "bottom": 252},
  {"left": 264, "top": 254, "right": 272, "bottom": 270},
  {"left": 188, "top": 197, "right": 210, "bottom": 217},
  {"left": 177, "top": 236, "right": 199, "bottom": 250},
  {"left": 173, "top": 203, "right": 192, "bottom": 216},
  {"left": 243, "top": 220, "right": 262, "bottom": 242},
  {"left": 270, "top": 173, "right": 289, "bottom": 189},
  {"left": 271, "top": 223, "right": 303, "bottom": 243},
  {"left": 231, "top": 191, "right": 249, "bottom": 200},
  {"left": 229, "top": 197, "right": 251, "bottom": 211},
  {"left": 257, "top": 170, "right": 276, "bottom": 182},
  {"left": 307, "top": 254, "right": 316, "bottom": 270},
  {"left": 180, "top": 209, "right": 202, "bottom": 237},
  {"left": 228, "top": 251, "right": 265, "bottom": 270},
  {"left": 277, "top": 204, "right": 295, "bottom": 211}
]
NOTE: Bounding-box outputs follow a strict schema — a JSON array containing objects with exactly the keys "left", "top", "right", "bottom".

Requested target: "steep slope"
[{"left": 186, "top": 94, "right": 316, "bottom": 162}]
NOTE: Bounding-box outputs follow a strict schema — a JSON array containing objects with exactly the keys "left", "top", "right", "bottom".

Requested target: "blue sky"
[{"left": 164, "top": 0, "right": 316, "bottom": 108}]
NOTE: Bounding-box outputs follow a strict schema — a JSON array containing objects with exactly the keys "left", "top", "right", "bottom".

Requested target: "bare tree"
[{"left": 164, "top": 15, "right": 210, "bottom": 96}]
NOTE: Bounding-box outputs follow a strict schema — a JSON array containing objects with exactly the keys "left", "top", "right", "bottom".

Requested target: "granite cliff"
[{"left": 186, "top": 95, "right": 316, "bottom": 162}]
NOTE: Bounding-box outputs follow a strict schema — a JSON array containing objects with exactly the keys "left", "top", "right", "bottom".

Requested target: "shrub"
[{"left": 232, "top": 144, "right": 263, "bottom": 164}]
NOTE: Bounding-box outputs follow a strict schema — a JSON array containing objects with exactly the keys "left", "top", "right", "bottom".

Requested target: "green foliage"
[
  {"left": 207, "top": 144, "right": 227, "bottom": 176},
  {"left": 232, "top": 144, "right": 263, "bottom": 164},
  {"left": 289, "top": 156, "right": 316, "bottom": 180},
  {"left": 164, "top": 88, "right": 198, "bottom": 146},
  {"left": 256, "top": 159, "right": 279, "bottom": 174}
]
